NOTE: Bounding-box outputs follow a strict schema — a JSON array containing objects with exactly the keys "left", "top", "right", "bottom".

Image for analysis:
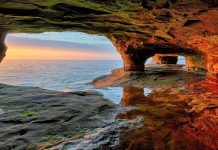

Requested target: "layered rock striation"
[{"left": 0, "top": 0, "right": 217, "bottom": 75}]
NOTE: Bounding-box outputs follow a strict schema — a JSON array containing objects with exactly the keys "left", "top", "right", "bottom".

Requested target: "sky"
[{"left": 5, "top": 32, "right": 121, "bottom": 60}]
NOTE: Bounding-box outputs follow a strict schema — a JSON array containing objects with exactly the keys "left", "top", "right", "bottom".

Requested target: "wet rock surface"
[
  {"left": 0, "top": 0, "right": 217, "bottom": 149},
  {"left": 0, "top": 65, "right": 217, "bottom": 149},
  {"left": 55, "top": 117, "right": 144, "bottom": 150},
  {"left": 92, "top": 65, "right": 218, "bottom": 150},
  {"left": 92, "top": 64, "right": 206, "bottom": 88},
  {"left": 0, "top": 84, "right": 117, "bottom": 149}
]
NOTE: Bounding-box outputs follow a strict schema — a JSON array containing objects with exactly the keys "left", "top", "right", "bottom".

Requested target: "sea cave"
[{"left": 0, "top": 0, "right": 217, "bottom": 149}]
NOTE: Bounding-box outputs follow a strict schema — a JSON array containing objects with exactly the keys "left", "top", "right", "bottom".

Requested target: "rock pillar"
[
  {"left": 122, "top": 53, "right": 146, "bottom": 71},
  {"left": 0, "top": 29, "right": 7, "bottom": 62},
  {"left": 111, "top": 38, "right": 146, "bottom": 71}
]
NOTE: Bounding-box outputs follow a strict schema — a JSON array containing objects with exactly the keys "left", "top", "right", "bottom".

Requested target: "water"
[
  {"left": 97, "top": 87, "right": 152, "bottom": 104},
  {"left": 0, "top": 58, "right": 185, "bottom": 104},
  {"left": 0, "top": 60, "right": 121, "bottom": 91},
  {"left": 96, "top": 87, "right": 123, "bottom": 104}
]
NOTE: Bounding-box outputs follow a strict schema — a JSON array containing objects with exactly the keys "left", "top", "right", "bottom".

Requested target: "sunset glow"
[
  {"left": 5, "top": 43, "right": 117, "bottom": 60},
  {"left": 5, "top": 33, "right": 120, "bottom": 60}
]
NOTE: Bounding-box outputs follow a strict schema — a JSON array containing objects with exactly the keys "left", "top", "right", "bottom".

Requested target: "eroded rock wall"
[
  {"left": 110, "top": 4, "right": 218, "bottom": 76},
  {"left": 0, "top": 29, "right": 7, "bottom": 63},
  {"left": 0, "top": 0, "right": 217, "bottom": 75}
]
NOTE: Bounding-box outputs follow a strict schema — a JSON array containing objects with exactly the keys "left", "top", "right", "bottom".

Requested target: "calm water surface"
[
  {"left": 0, "top": 60, "right": 124, "bottom": 103},
  {"left": 0, "top": 60, "right": 121, "bottom": 90},
  {"left": 0, "top": 59, "right": 185, "bottom": 103}
]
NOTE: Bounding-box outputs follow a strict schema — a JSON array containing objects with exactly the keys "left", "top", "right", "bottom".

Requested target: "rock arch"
[
  {"left": 0, "top": 0, "right": 217, "bottom": 76},
  {"left": 111, "top": 36, "right": 210, "bottom": 74}
]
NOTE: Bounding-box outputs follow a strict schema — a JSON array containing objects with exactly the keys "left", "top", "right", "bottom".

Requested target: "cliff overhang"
[{"left": 0, "top": 0, "right": 217, "bottom": 76}]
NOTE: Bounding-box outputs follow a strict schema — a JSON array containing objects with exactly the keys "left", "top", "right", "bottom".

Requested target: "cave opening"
[
  {"left": 0, "top": 29, "right": 214, "bottom": 77},
  {"left": 0, "top": 32, "right": 122, "bottom": 91},
  {"left": 177, "top": 56, "right": 186, "bottom": 65},
  {"left": 145, "top": 57, "right": 152, "bottom": 65},
  {"left": 144, "top": 54, "right": 186, "bottom": 67}
]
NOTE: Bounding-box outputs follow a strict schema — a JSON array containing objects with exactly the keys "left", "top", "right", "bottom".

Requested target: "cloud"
[{"left": 5, "top": 33, "right": 121, "bottom": 60}]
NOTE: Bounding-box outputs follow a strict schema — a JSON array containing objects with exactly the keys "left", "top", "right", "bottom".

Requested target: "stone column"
[
  {"left": 110, "top": 37, "right": 146, "bottom": 71},
  {"left": 0, "top": 29, "right": 7, "bottom": 63},
  {"left": 121, "top": 52, "right": 146, "bottom": 71}
]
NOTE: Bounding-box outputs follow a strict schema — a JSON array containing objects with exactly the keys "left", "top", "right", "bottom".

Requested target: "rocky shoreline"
[
  {"left": 0, "top": 65, "right": 218, "bottom": 150},
  {"left": 92, "top": 64, "right": 206, "bottom": 88},
  {"left": 0, "top": 84, "right": 119, "bottom": 149},
  {"left": 0, "top": 0, "right": 217, "bottom": 149}
]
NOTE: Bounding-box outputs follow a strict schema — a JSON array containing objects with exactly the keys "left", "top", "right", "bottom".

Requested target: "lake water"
[
  {"left": 0, "top": 60, "right": 121, "bottom": 90},
  {"left": 0, "top": 60, "right": 125, "bottom": 103},
  {"left": 2, "top": 33, "right": 185, "bottom": 100},
  {"left": 0, "top": 58, "right": 185, "bottom": 103}
]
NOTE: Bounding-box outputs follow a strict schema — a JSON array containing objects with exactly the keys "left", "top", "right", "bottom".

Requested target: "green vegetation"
[
  {"left": 43, "top": 135, "right": 58, "bottom": 143},
  {"left": 21, "top": 111, "right": 34, "bottom": 117},
  {"left": 0, "top": 0, "right": 214, "bottom": 74},
  {"left": 0, "top": 0, "right": 168, "bottom": 35},
  {"left": 0, "top": 0, "right": 185, "bottom": 45}
]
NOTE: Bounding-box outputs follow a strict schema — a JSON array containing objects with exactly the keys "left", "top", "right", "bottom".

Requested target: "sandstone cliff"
[{"left": 0, "top": 0, "right": 217, "bottom": 75}]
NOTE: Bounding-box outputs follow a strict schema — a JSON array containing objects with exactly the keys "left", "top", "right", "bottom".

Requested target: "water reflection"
[
  {"left": 97, "top": 87, "right": 151, "bottom": 104},
  {"left": 114, "top": 82, "right": 218, "bottom": 149},
  {"left": 97, "top": 87, "right": 123, "bottom": 104},
  {"left": 120, "top": 87, "right": 151, "bottom": 106}
]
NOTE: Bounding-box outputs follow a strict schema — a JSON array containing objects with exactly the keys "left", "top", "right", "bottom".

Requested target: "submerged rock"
[
  {"left": 0, "top": 65, "right": 217, "bottom": 149},
  {"left": 92, "top": 67, "right": 218, "bottom": 150}
]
